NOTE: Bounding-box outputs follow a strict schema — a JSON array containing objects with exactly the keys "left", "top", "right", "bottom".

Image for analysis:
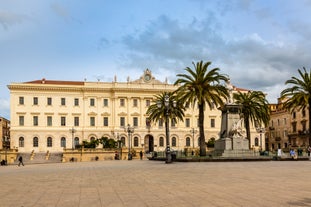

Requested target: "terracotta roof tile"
[{"left": 25, "top": 79, "right": 84, "bottom": 85}]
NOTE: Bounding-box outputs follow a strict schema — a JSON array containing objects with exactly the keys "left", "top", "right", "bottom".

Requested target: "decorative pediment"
[
  {"left": 131, "top": 112, "right": 140, "bottom": 116},
  {"left": 88, "top": 112, "right": 97, "bottom": 116},
  {"left": 130, "top": 69, "right": 167, "bottom": 84},
  {"left": 101, "top": 112, "right": 111, "bottom": 116},
  {"left": 118, "top": 112, "right": 127, "bottom": 116}
]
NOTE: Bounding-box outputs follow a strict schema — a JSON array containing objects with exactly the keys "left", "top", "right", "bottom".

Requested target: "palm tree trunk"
[
  {"left": 245, "top": 116, "right": 251, "bottom": 149},
  {"left": 199, "top": 104, "right": 206, "bottom": 156}
]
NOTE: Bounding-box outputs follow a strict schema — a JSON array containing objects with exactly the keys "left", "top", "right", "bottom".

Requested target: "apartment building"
[
  {"left": 0, "top": 117, "right": 10, "bottom": 150},
  {"left": 266, "top": 98, "right": 310, "bottom": 151}
]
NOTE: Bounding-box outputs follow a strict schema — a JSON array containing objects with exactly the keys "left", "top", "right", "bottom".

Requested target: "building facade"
[
  {"left": 8, "top": 69, "right": 262, "bottom": 153},
  {"left": 266, "top": 98, "right": 310, "bottom": 152},
  {"left": 0, "top": 117, "right": 10, "bottom": 150}
]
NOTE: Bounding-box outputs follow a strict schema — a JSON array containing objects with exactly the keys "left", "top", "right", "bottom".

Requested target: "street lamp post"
[
  {"left": 190, "top": 128, "right": 197, "bottom": 149},
  {"left": 69, "top": 127, "right": 76, "bottom": 150},
  {"left": 125, "top": 124, "right": 134, "bottom": 160},
  {"left": 117, "top": 133, "right": 122, "bottom": 160},
  {"left": 157, "top": 94, "right": 176, "bottom": 164}
]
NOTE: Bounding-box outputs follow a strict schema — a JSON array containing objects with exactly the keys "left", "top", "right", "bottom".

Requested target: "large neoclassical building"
[{"left": 8, "top": 69, "right": 263, "bottom": 153}]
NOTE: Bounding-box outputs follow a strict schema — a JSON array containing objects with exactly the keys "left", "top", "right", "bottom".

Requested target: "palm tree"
[
  {"left": 280, "top": 67, "right": 311, "bottom": 146},
  {"left": 174, "top": 61, "right": 229, "bottom": 156},
  {"left": 146, "top": 91, "right": 185, "bottom": 162},
  {"left": 233, "top": 91, "right": 270, "bottom": 148}
]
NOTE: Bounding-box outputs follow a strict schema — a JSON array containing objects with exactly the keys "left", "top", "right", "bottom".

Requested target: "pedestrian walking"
[
  {"left": 18, "top": 156, "right": 24, "bottom": 166},
  {"left": 139, "top": 151, "right": 143, "bottom": 160}
]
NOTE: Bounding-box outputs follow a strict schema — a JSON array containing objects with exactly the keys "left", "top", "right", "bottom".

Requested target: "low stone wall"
[
  {"left": 62, "top": 147, "right": 142, "bottom": 162},
  {"left": 0, "top": 149, "right": 18, "bottom": 164}
]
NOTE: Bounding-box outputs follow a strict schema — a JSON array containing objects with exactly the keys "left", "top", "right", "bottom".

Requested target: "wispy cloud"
[{"left": 0, "top": 10, "right": 30, "bottom": 30}]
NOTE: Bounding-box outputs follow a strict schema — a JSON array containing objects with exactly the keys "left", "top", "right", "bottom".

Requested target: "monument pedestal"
[
  {"left": 215, "top": 103, "right": 254, "bottom": 157},
  {"left": 215, "top": 137, "right": 252, "bottom": 157}
]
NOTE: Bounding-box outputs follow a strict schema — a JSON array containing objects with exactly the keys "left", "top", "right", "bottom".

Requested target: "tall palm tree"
[
  {"left": 280, "top": 67, "right": 311, "bottom": 146},
  {"left": 174, "top": 61, "right": 229, "bottom": 156},
  {"left": 233, "top": 91, "right": 270, "bottom": 148},
  {"left": 146, "top": 91, "right": 185, "bottom": 162}
]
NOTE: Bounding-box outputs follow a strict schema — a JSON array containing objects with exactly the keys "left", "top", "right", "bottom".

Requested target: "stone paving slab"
[{"left": 0, "top": 160, "right": 311, "bottom": 207}]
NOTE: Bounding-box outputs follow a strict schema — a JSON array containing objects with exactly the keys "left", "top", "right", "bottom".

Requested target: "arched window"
[
  {"left": 134, "top": 137, "right": 139, "bottom": 147},
  {"left": 61, "top": 137, "right": 66, "bottom": 148},
  {"left": 121, "top": 137, "right": 126, "bottom": 147},
  {"left": 255, "top": 138, "right": 259, "bottom": 146},
  {"left": 19, "top": 137, "right": 24, "bottom": 147},
  {"left": 90, "top": 137, "right": 95, "bottom": 142},
  {"left": 186, "top": 137, "right": 191, "bottom": 147},
  {"left": 33, "top": 137, "right": 38, "bottom": 147},
  {"left": 47, "top": 137, "right": 52, "bottom": 147},
  {"left": 172, "top": 137, "right": 176, "bottom": 147},
  {"left": 159, "top": 137, "right": 164, "bottom": 147},
  {"left": 74, "top": 137, "right": 79, "bottom": 148}
]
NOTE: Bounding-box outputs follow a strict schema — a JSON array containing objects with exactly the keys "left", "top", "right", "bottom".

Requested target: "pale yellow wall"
[{"left": 8, "top": 71, "right": 261, "bottom": 153}]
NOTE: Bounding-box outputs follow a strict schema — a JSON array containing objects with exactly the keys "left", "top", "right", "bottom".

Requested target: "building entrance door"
[{"left": 144, "top": 135, "right": 154, "bottom": 153}]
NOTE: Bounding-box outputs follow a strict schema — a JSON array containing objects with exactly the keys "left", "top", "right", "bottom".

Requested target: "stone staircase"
[
  {"left": 220, "top": 149, "right": 260, "bottom": 158},
  {"left": 14, "top": 151, "right": 63, "bottom": 165}
]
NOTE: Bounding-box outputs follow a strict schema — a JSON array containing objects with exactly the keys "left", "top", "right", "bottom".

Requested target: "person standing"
[
  {"left": 308, "top": 145, "right": 311, "bottom": 160},
  {"left": 18, "top": 156, "right": 24, "bottom": 166},
  {"left": 139, "top": 151, "right": 143, "bottom": 160}
]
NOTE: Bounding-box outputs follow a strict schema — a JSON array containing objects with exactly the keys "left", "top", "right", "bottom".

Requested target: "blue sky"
[{"left": 1, "top": 0, "right": 311, "bottom": 119}]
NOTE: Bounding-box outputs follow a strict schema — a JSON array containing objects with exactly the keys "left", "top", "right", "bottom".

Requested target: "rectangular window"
[
  {"left": 284, "top": 118, "right": 286, "bottom": 125},
  {"left": 90, "top": 117, "right": 95, "bottom": 126},
  {"left": 33, "top": 97, "right": 38, "bottom": 105},
  {"left": 61, "top": 98, "right": 66, "bottom": 106},
  {"left": 171, "top": 119, "right": 176, "bottom": 127},
  {"left": 19, "top": 97, "right": 24, "bottom": 105},
  {"left": 120, "top": 117, "right": 125, "bottom": 127},
  {"left": 146, "top": 100, "right": 150, "bottom": 107},
  {"left": 47, "top": 116, "right": 52, "bottom": 126},
  {"left": 159, "top": 119, "right": 163, "bottom": 127},
  {"left": 74, "top": 117, "right": 79, "bottom": 126},
  {"left": 133, "top": 117, "right": 138, "bottom": 127},
  {"left": 19, "top": 116, "right": 24, "bottom": 126},
  {"left": 74, "top": 98, "right": 79, "bottom": 106},
  {"left": 292, "top": 122, "right": 297, "bottom": 132},
  {"left": 33, "top": 116, "right": 38, "bottom": 126},
  {"left": 302, "top": 110, "right": 306, "bottom": 117},
  {"left": 211, "top": 118, "right": 215, "bottom": 128},
  {"left": 302, "top": 121, "right": 307, "bottom": 132},
  {"left": 185, "top": 118, "right": 190, "bottom": 127},
  {"left": 103, "top": 99, "right": 108, "bottom": 107},
  {"left": 103, "top": 117, "right": 109, "bottom": 126},
  {"left": 146, "top": 118, "right": 151, "bottom": 127},
  {"left": 90, "top": 98, "right": 95, "bottom": 106},
  {"left": 61, "top": 117, "right": 66, "bottom": 126},
  {"left": 133, "top": 99, "right": 138, "bottom": 107},
  {"left": 47, "top": 97, "right": 52, "bottom": 105},
  {"left": 120, "top": 98, "right": 125, "bottom": 107}
]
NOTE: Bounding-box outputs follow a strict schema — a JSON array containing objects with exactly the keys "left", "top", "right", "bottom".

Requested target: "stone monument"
[{"left": 214, "top": 79, "right": 251, "bottom": 157}]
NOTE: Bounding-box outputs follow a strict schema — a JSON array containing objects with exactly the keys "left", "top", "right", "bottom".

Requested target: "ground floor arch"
[{"left": 144, "top": 134, "right": 154, "bottom": 153}]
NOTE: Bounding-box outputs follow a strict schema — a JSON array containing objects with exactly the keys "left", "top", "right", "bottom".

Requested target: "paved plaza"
[{"left": 0, "top": 160, "right": 310, "bottom": 207}]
